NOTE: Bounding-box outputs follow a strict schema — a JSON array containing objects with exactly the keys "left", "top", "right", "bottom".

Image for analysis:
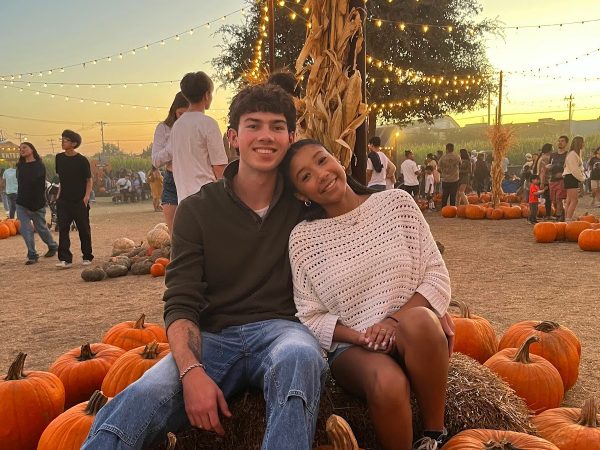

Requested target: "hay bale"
[{"left": 161, "top": 354, "right": 533, "bottom": 450}]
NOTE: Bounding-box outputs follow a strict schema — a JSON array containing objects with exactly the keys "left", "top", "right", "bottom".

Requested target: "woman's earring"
[{"left": 304, "top": 200, "right": 312, "bottom": 207}]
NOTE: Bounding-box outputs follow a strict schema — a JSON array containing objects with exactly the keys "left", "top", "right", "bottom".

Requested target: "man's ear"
[{"left": 228, "top": 128, "right": 239, "bottom": 148}]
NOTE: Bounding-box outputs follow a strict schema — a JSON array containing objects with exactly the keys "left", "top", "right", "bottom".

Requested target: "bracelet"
[
  {"left": 385, "top": 315, "right": 399, "bottom": 324},
  {"left": 179, "top": 362, "right": 205, "bottom": 381}
]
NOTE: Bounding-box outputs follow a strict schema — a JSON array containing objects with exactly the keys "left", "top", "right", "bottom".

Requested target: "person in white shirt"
[
  {"left": 366, "top": 136, "right": 391, "bottom": 191},
  {"left": 152, "top": 92, "right": 189, "bottom": 234},
  {"left": 167, "top": 72, "right": 228, "bottom": 202},
  {"left": 563, "top": 136, "right": 586, "bottom": 221},
  {"left": 424, "top": 166, "right": 436, "bottom": 210},
  {"left": 282, "top": 139, "right": 453, "bottom": 450},
  {"left": 400, "top": 150, "right": 421, "bottom": 198},
  {"left": 116, "top": 176, "right": 131, "bottom": 202}
]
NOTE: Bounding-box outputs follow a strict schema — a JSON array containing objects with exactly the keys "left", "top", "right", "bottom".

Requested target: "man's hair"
[
  {"left": 368, "top": 136, "right": 381, "bottom": 147},
  {"left": 62, "top": 129, "right": 82, "bottom": 148},
  {"left": 425, "top": 165, "right": 433, "bottom": 172},
  {"left": 267, "top": 71, "right": 298, "bottom": 96},
  {"left": 530, "top": 174, "right": 540, "bottom": 182},
  {"left": 541, "top": 143, "right": 553, "bottom": 154},
  {"left": 228, "top": 83, "right": 296, "bottom": 132},
  {"left": 180, "top": 72, "right": 213, "bottom": 104},
  {"left": 559, "top": 135, "right": 569, "bottom": 143},
  {"left": 404, "top": 150, "right": 413, "bottom": 157},
  {"left": 446, "top": 143, "right": 455, "bottom": 152}
]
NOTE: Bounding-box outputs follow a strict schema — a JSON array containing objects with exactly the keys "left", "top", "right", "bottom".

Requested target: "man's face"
[
  {"left": 61, "top": 137, "right": 75, "bottom": 151},
  {"left": 558, "top": 137, "right": 568, "bottom": 150},
  {"left": 230, "top": 112, "right": 294, "bottom": 174}
]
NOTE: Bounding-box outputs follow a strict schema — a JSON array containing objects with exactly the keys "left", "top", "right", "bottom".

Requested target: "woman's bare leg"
[{"left": 162, "top": 204, "right": 177, "bottom": 235}]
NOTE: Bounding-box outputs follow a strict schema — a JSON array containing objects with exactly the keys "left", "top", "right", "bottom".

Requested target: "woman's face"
[
  {"left": 19, "top": 143, "right": 33, "bottom": 158},
  {"left": 175, "top": 107, "right": 187, "bottom": 119},
  {"left": 288, "top": 144, "right": 348, "bottom": 205}
]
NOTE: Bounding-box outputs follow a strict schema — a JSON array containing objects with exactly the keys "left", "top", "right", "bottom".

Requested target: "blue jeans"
[
  {"left": 16, "top": 204, "right": 58, "bottom": 261},
  {"left": 82, "top": 319, "right": 326, "bottom": 450}
]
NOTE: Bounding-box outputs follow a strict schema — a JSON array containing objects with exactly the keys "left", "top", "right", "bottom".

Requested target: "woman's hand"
[
  {"left": 360, "top": 321, "right": 396, "bottom": 354},
  {"left": 438, "top": 313, "right": 455, "bottom": 356}
]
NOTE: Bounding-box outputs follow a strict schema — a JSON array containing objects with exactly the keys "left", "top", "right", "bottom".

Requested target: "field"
[{"left": 1, "top": 197, "right": 598, "bottom": 408}]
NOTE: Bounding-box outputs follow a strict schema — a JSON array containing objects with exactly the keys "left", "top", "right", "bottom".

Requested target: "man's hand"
[
  {"left": 83, "top": 195, "right": 90, "bottom": 207},
  {"left": 182, "top": 368, "right": 232, "bottom": 436},
  {"left": 438, "top": 313, "right": 455, "bottom": 357}
]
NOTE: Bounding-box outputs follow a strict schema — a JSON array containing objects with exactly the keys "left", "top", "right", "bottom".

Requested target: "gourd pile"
[
  {"left": 0, "top": 313, "right": 169, "bottom": 450},
  {"left": 533, "top": 214, "right": 600, "bottom": 252},
  {"left": 80, "top": 223, "right": 171, "bottom": 282},
  {"left": 438, "top": 192, "right": 548, "bottom": 221},
  {"left": 0, "top": 218, "right": 20, "bottom": 239}
]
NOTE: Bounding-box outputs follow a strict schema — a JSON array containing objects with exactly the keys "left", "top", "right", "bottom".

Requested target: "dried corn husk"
[
  {"left": 295, "top": 0, "right": 368, "bottom": 168},
  {"left": 487, "top": 125, "right": 516, "bottom": 207}
]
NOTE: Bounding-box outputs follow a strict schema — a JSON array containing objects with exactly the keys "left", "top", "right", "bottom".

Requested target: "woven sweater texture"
[{"left": 289, "top": 189, "right": 451, "bottom": 351}]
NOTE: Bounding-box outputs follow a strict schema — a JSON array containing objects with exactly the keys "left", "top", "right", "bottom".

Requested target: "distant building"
[{"left": 0, "top": 141, "right": 19, "bottom": 162}]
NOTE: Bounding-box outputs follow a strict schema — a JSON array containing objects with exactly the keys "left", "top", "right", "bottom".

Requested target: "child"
[
  {"left": 528, "top": 174, "right": 546, "bottom": 224},
  {"left": 424, "top": 165, "right": 436, "bottom": 210}
]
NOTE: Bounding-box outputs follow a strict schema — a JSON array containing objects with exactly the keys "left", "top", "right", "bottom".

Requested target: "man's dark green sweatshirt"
[{"left": 163, "top": 161, "right": 303, "bottom": 332}]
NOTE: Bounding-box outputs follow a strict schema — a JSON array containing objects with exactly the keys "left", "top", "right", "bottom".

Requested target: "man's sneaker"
[
  {"left": 82, "top": 260, "right": 92, "bottom": 266},
  {"left": 25, "top": 259, "right": 38, "bottom": 265},
  {"left": 44, "top": 248, "right": 57, "bottom": 258},
  {"left": 55, "top": 261, "right": 72, "bottom": 269}
]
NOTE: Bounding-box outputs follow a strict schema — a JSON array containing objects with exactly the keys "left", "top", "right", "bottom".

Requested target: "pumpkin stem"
[
  {"left": 134, "top": 313, "right": 146, "bottom": 329},
  {"left": 5, "top": 352, "right": 27, "bottom": 381},
  {"left": 84, "top": 390, "right": 109, "bottom": 416},
  {"left": 533, "top": 321, "right": 560, "bottom": 333},
  {"left": 512, "top": 335, "right": 539, "bottom": 364},
  {"left": 78, "top": 343, "right": 96, "bottom": 361},
  {"left": 578, "top": 397, "right": 599, "bottom": 428},
  {"left": 449, "top": 299, "right": 471, "bottom": 318},
  {"left": 142, "top": 341, "right": 160, "bottom": 359},
  {"left": 484, "top": 441, "right": 522, "bottom": 450},
  {"left": 166, "top": 432, "right": 177, "bottom": 450}
]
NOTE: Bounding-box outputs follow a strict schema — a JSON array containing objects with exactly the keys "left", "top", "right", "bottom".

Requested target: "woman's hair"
[
  {"left": 569, "top": 136, "right": 584, "bottom": 154},
  {"left": 163, "top": 92, "right": 189, "bottom": 128},
  {"left": 459, "top": 148, "right": 469, "bottom": 160},
  {"left": 280, "top": 139, "right": 375, "bottom": 221},
  {"left": 541, "top": 143, "right": 553, "bottom": 154},
  {"left": 17, "top": 142, "right": 41, "bottom": 166}
]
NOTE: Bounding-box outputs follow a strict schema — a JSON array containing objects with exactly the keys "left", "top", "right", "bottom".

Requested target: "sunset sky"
[{"left": 1, "top": 0, "right": 599, "bottom": 156}]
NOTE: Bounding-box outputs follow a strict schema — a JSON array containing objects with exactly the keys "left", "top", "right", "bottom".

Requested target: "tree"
[
  {"left": 93, "top": 143, "right": 124, "bottom": 158},
  {"left": 212, "top": 0, "right": 498, "bottom": 133},
  {"left": 140, "top": 143, "right": 153, "bottom": 159}
]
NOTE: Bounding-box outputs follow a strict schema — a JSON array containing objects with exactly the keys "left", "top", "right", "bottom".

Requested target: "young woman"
[
  {"left": 457, "top": 148, "right": 472, "bottom": 205},
  {"left": 151, "top": 92, "right": 189, "bottom": 234},
  {"left": 563, "top": 136, "right": 586, "bottom": 221},
  {"left": 282, "top": 139, "right": 454, "bottom": 450},
  {"left": 588, "top": 146, "right": 600, "bottom": 207},
  {"left": 15, "top": 142, "right": 58, "bottom": 264}
]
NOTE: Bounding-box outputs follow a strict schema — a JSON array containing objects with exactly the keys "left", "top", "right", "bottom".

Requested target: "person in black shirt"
[
  {"left": 15, "top": 142, "right": 58, "bottom": 265},
  {"left": 55, "top": 129, "right": 93, "bottom": 268}
]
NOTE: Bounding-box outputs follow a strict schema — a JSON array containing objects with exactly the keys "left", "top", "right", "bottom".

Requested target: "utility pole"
[
  {"left": 47, "top": 138, "right": 56, "bottom": 154},
  {"left": 565, "top": 94, "right": 574, "bottom": 136},
  {"left": 15, "top": 132, "right": 26, "bottom": 144},
  {"left": 96, "top": 121, "right": 106, "bottom": 154},
  {"left": 497, "top": 71, "right": 503, "bottom": 126},
  {"left": 487, "top": 89, "right": 491, "bottom": 126},
  {"left": 268, "top": 0, "right": 275, "bottom": 73}
]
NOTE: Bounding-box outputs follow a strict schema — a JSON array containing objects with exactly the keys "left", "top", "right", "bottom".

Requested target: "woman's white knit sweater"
[{"left": 289, "top": 189, "right": 451, "bottom": 351}]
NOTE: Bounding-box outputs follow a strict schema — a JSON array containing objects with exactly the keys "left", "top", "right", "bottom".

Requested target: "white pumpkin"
[
  {"left": 112, "top": 237, "right": 136, "bottom": 256},
  {"left": 153, "top": 223, "right": 169, "bottom": 233},
  {"left": 147, "top": 227, "right": 170, "bottom": 248}
]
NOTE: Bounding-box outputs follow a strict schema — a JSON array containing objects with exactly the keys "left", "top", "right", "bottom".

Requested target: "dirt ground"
[{"left": 1, "top": 197, "right": 598, "bottom": 408}]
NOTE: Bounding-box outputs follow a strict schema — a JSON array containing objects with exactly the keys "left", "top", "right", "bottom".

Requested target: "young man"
[
  {"left": 55, "top": 130, "right": 93, "bottom": 268},
  {"left": 169, "top": 71, "right": 229, "bottom": 201},
  {"left": 400, "top": 150, "right": 421, "bottom": 198},
  {"left": 82, "top": 84, "right": 326, "bottom": 450},
  {"left": 437, "top": 143, "right": 461, "bottom": 207},
  {"left": 2, "top": 164, "right": 18, "bottom": 218},
  {"left": 547, "top": 135, "right": 569, "bottom": 221}
]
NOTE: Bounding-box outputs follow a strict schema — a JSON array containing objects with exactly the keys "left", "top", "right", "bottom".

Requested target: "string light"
[
  {"left": 247, "top": 1, "right": 270, "bottom": 81},
  {"left": 0, "top": 7, "right": 247, "bottom": 79},
  {"left": 2, "top": 79, "right": 182, "bottom": 88},
  {"left": 508, "top": 46, "right": 600, "bottom": 74}
]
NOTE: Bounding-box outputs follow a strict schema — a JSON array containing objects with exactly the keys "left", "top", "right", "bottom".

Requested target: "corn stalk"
[
  {"left": 294, "top": 0, "right": 368, "bottom": 169},
  {"left": 487, "top": 125, "right": 515, "bottom": 207}
]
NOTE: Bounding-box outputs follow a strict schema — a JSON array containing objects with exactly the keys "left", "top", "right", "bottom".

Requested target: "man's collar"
[{"left": 223, "top": 159, "right": 285, "bottom": 207}]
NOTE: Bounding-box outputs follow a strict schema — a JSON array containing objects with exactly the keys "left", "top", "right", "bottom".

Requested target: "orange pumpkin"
[
  {"left": 501, "top": 206, "right": 523, "bottom": 219},
  {"left": 150, "top": 263, "right": 166, "bottom": 277},
  {"left": 102, "top": 313, "right": 167, "bottom": 350},
  {"left": 480, "top": 193, "right": 491, "bottom": 203},
  {"left": 101, "top": 341, "right": 170, "bottom": 396},
  {"left": 591, "top": 223, "right": 600, "bottom": 230},
  {"left": 465, "top": 204, "right": 485, "bottom": 220},
  {"left": 565, "top": 221, "right": 591, "bottom": 242},
  {"left": 484, "top": 335, "right": 564, "bottom": 413},
  {"left": 578, "top": 229, "right": 600, "bottom": 252},
  {"left": 155, "top": 257, "right": 171, "bottom": 266},
  {"left": 520, "top": 204, "right": 530, "bottom": 218},
  {"left": 4, "top": 220, "right": 17, "bottom": 236},
  {"left": 533, "top": 397, "right": 600, "bottom": 450},
  {"left": 441, "top": 206, "right": 457, "bottom": 218},
  {"left": 578, "top": 213, "right": 599, "bottom": 224},
  {"left": 449, "top": 300, "right": 497, "bottom": 364},
  {"left": 0, "top": 223, "right": 10, "bottom": 239},
  {"left": 49, "top": 343, "right": 125, "bottom": 407},
  {"left": 498, "top": 320, "right": 580, "bottom": 391},
  {"left": 554, "top": 222, "right": 567, "bottom": 241},
  {"left": 533, "top": 222, "right": 557, "bottom": 243},
  {"left": 37, "top": 390, "right": 109, "bottom": 450},
  {"left": 442, "top": 429, "right": 560, "bottom": 450},
  {"left": 13, "top": 219, "right": 21, "bottom": 233},
  {"left": 0, "top": 353, "right": 65, "bottom": 450},
  {"left": 467, "top": 194, "right": 480, "bottom": 204},
  {"left": 456, "top": 205, "right": 467, "bottom": 218}
]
